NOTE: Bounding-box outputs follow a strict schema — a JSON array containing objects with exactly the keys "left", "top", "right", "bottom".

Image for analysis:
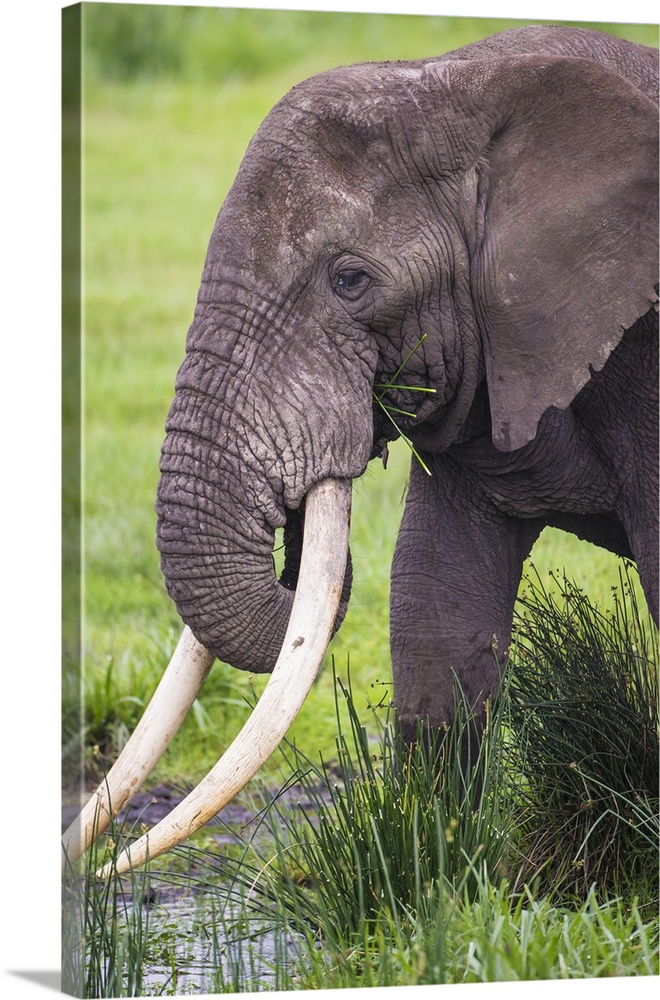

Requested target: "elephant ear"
[{"left": 439, "top": 54, "right": 658, "bottom": 452}]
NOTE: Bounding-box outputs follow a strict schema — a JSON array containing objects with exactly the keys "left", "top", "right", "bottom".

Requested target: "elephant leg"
[
  {"left": 390, "top": 451, "right": 542, "bottom": 749},
  {"left": 621, "top": 491, "right": 659, "bottom": 625}
]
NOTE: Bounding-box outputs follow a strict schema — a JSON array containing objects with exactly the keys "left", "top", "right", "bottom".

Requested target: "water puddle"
[
  {"left": 63, "top": 782, "right": 319, "bottom": 995},
  {"left": 135, "top": 891, "right": 294, "bottom": 995}
]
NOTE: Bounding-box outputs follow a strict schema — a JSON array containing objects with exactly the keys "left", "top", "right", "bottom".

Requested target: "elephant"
[{"left": 63, "top": 24, "right": 658, "bottom": 874}]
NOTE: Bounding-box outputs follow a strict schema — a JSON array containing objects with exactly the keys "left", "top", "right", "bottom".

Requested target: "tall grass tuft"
[
  {"left": 153, "top": 651, "right": 658, "bottom": 988},
  {"left": 192, "top": 665, "right": 517, "bottom": 982},
  {"left": 507, "top": 561, "right": 658, "bottom": 899}
]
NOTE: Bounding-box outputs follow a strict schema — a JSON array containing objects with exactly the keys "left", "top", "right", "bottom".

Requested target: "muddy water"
[
  {"left": 135, "top": 892, "right": 296, "bottom": 994},
  {"left": 61, "top": 783, "right": 258, "bottom": 837},
  {"left": 63, "top": 782, "right": 320, "bottom": 994}
]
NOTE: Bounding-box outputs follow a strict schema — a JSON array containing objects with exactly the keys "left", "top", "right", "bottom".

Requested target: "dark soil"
[{"left": 62, "top": 776, "right": 334, "bottom": 851}]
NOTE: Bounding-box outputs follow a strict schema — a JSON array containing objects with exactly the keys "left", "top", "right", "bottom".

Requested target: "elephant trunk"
[
  {"left": 155, "top": 381, "right": 352, "bottom": 675},
  {"left": 63, "top": 301, "right": 367, "bottom": 870},
  {"left": 156, "top": 466, "right": 291, "bottom": 675}
]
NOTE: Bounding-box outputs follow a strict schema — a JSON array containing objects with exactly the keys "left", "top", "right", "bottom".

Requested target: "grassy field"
[{"left": 73, "top": 6, "right": 656, "bottom": 788}]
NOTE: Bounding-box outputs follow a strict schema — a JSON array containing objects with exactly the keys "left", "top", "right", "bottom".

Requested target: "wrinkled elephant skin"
[{"left": 157, "top": 24, "right": 658, "bottom": 743}]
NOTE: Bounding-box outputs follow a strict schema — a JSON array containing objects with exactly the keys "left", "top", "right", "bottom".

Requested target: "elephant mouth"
[
  {"left": 278, "top": 504, "right": 307, "bottom": 591},
  {"left": 279, "top": 499, "right": 353, "bottom": 614},
  {"left": 62, "top": 478, "right": 353, "bottom": 873}
]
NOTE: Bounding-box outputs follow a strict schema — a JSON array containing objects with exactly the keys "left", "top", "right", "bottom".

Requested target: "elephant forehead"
[
  {"left": 279, "top": 61, "right": 426, "bottom": 127},
  {"left": 209, "top": 145, "right": 384, "bottom": 276},
  {"left": 206, "top": 62, "right": 439, "bottom": 275},
  {"left": 292, "top": 182, "right": 377, "bottom": 252}
]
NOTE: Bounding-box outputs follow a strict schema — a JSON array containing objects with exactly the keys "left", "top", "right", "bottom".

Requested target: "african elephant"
[{"left": 63, "top": 25, "right": 658, "bottom": 873}]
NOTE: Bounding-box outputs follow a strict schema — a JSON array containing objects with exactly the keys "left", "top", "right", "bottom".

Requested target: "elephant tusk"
[
  {"left": 61, "top": 627, "right": 215, "bottom": 867},
  {"left": 98, "top": 477, "right": 352, "bottom": 877}
]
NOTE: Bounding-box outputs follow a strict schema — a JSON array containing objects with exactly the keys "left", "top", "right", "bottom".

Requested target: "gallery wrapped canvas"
[{"left": 61, "top": 3, "right": 658, "bottom": 995}]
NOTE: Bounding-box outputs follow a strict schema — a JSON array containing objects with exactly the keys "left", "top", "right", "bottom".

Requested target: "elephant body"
[
  {"left": 157, "top": 25, "right": 658, "bottom": 742},
  {"left": 393, "top": 308, "right": 658, "bottom": 736}
]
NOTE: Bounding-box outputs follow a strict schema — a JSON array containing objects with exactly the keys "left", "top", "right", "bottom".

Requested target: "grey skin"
[{"left": 157, "top": 25, "right": 659, "bottom": 747}]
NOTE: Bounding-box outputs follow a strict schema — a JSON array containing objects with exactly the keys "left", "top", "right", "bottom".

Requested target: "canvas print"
[{"left": 61, "top": 2, "right": 659, "bottom": 995}]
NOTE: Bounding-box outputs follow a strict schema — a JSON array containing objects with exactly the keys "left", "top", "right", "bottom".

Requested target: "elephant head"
[{"left": 63, "top": 27, "right": 658, "bottom": 873}]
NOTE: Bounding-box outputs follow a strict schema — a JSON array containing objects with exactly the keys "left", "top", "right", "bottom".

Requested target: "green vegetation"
[
  {"left": 509, "top": 564, "right": 658, "bottom": 900},
  {"left": 63, "top": 8, "right": 658, "bottom": 991},
  {"left": 373, "top": 334, "right": 438, "bottom": 474},
  {"left": 63, "top": 568, "right": 658, "bottom": 993},
  {"left": 81, "top": 5, "right": 658, "bottom": 85}
]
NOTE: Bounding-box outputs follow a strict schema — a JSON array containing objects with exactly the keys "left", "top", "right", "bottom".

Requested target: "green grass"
[
  {"left": 62, "top": 805, "right": 153, "bottom": 997},
  {"left": 81, "top": 5, "right": 658, "bottom": 85},
  {"left": 65, "top": 570, "right": 658, "bottom": 994},
  {"left": 508, "top": 564, "right": 659, "bottom": 900}
]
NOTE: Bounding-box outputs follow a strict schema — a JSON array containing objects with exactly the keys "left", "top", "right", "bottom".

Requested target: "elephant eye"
[{"left": 333, "top": 268, "right": 371, "bottom": 301}]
